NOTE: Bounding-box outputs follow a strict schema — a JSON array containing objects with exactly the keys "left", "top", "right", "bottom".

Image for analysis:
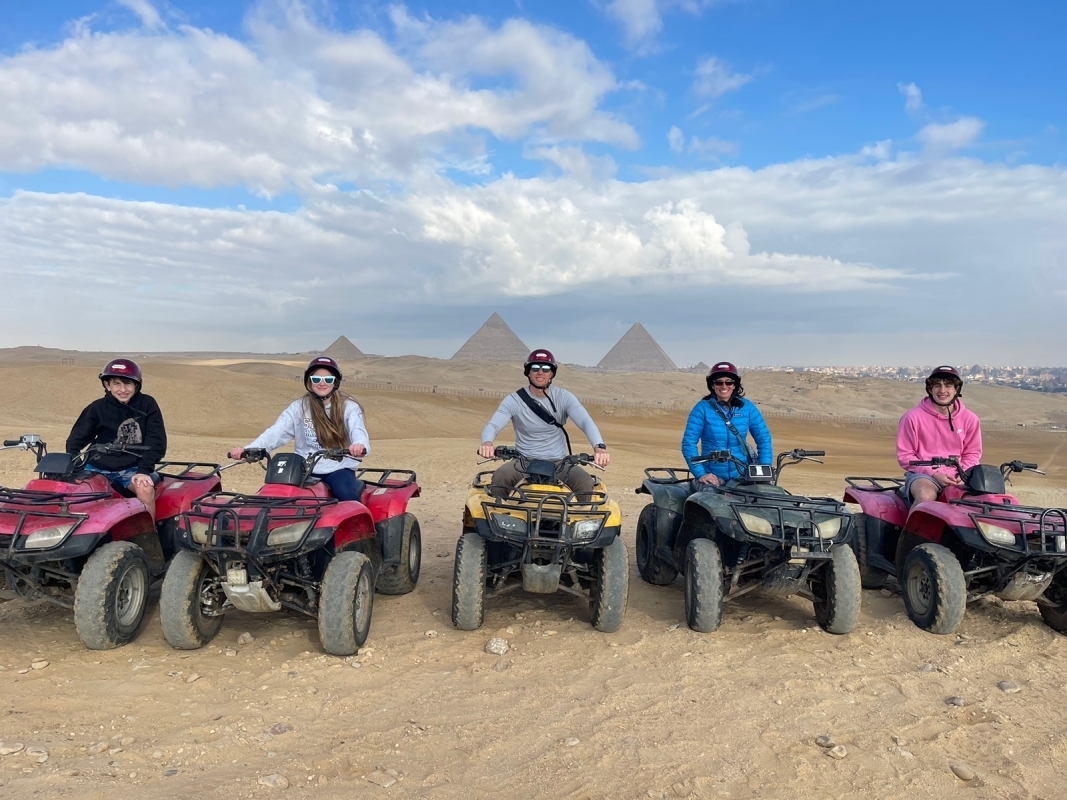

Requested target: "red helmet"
[
  {"left": 304, "top": 356, "right": 342, "bottom": 389},
  {"left": 706, "top": 361, "right": 739, "bottom": 389},
  {"left": 524, "top": 348, "right": 557, "bottom": 376},
  {"left": 99, "top": 358, "right": 142, "bottom": 386}
]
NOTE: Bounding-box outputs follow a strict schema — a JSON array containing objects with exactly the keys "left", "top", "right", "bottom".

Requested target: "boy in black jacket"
[{"left": 66, "top": 358, "right": 167, "bottom": 519}]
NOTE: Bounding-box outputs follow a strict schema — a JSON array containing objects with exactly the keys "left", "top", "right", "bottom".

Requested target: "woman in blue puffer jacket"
[{"left": 681, "top": 361, "right": 772, "bottom": 488}]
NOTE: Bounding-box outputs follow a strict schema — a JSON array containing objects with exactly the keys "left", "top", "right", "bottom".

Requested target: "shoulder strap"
[
  {"left": 517, "top": 388, "right": 571, "bottom": 455},
  {"left": 706, "top": 399, "right": 756, "bottom": 462}
]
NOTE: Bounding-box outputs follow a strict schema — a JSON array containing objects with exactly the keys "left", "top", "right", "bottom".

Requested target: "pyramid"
[
  {"left": 596, "top": 323, "right": 677, "bottom": 372},
  {"left": 322, "top": 336, "right": 365, "bottom": 360},
  {"left": 451, "top": 313, "right": 530, "bottom": 361}
]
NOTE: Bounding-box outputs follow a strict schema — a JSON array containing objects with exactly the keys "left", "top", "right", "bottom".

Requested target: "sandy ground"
[{"left": 2, "top": 366, "right": 1067, "bottom": 799}]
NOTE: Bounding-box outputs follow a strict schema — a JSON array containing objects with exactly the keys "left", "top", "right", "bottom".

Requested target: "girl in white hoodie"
[{"left": 229, "top": 356, "right": 370, "bottom": 501}]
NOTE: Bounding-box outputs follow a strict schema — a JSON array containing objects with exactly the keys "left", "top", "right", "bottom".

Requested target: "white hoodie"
[{"left": 246, "top": 396, "right": 370, "bottom": 474}]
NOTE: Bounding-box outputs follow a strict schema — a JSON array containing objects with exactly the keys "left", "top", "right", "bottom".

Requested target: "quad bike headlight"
[
  {"left": 188, "top": 520, "right": 210, "bottom": 545},
  {"left": 977, "top": 521, "right": 1017, "bottom": 547},
  {"left": 491, "top": 514, "right": 528, "bottom": 535},
  {"left": 266, "top": 521, "right": 314, "bottom": 547},
  {"left": 22, "top": 523, "right": 75, "bottom": 549},
  {"left": 738, "top": 511, "right": 774, "bottom": 537},
  {"left": 814, "top": 517, "right": 842, "bottom": 539},
  {"left": 569, "top": 519, "right": 602, "bottom": 542}
]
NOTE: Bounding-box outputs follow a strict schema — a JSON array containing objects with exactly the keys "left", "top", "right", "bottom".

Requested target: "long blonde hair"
[{"left": 304, "top": 390, "right": 362, "bottom": 450}]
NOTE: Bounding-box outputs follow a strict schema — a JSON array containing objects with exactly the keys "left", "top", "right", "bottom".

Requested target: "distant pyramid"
[
  {"left": 451, "top": 313, "right": 530, "bottom": 361},
  {"left": 597, "top": 323, "right": 677, "bottom": 372},
  {"left": 322, "top": 336, "right": 365, "bottom": 360}
]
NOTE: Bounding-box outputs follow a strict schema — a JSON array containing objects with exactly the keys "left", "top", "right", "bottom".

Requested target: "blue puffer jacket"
[{"left": 681, "top": 397, "right": 773, "bottom": 481}]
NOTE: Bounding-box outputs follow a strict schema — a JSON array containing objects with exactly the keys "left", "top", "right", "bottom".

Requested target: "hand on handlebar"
[
  {"left": 478, "top": 443, "right": 496, "bottom": 460},
  {"left": 593, "top": 449, "right": 610, "bottom": 468},
  {"left": 229, "top": 447, "right": 245, "bottom": 460},
  {"left": 348, "top": 443, "right": 366, "bottom": 458},
  {"left": 933, "top": 471, "right": 963, "bottom": 487}
]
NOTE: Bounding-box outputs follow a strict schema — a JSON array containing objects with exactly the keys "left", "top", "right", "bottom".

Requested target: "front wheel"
[
  {"left": 902, "top": 543, "right": 966, "bottom": 635},
  {"left": 684, "top": 538, "right": 724, "bottom": 633},
  {"left": 376, "top": 514, "right": 422, "bottom": 595},
  {"left": 318, "top": 551, "right": 375, "bottom": 656},
  {"left": 74, "top": 541, "right": 150, "bottom": 650},
  {"left": 452, "top": 533, "right": 487, "bottom": 631},
  {"left": 159, "top": 550, "right": 225, "bottom": 649},
  {"left": 1038, "top": 572, "right": 1067, "bottom": 632},
  {"left": 636, "top": 504, "right": 678, "bottom": 585},
  {"left": 851, "top": 513, "right": 889, "bottom": 590},
  {"left": 812, "top": 545, "right": 861, "bottom": 634},
  {"left": 591, "top": 537, "right": 628, "bottom": 632}
]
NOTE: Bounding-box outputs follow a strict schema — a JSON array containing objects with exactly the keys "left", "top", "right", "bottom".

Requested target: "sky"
[{"left": 0, "top": 0, "right": 1064, "bottom": 366}]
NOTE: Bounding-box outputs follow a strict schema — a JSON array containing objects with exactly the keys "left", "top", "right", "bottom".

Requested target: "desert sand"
[{"left": 2, "top": 357, "right": 1067, "bottom": 799}]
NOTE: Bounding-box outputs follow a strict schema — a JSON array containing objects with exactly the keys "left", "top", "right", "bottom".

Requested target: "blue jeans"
[
  {"left": 316, "top": 469, "right": 366, "bottom": 502},
  {"left": 84, "top": 464, "right": 160, "bottom": 492}
]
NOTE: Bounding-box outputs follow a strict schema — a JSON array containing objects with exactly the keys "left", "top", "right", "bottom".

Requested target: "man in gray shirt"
[{"left": 478, "top": 348, "right": 610, "bottom": 496}]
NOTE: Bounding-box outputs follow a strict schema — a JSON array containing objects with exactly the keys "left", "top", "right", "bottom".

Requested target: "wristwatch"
[{"left": 595, "top": 443, "right": 607, "bottom": 450}]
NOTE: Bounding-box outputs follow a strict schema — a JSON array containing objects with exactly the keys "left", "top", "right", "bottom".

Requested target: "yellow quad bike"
[{"left": 452, "top": 446, "right": 627, "bottom": 632}]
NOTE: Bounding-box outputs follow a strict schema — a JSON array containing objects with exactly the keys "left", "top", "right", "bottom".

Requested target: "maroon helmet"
[
  {"left": 926, "top": 364, "right": 963, "bottom": 401},
  {"left": 304, "top": 356, "right": 342, "bottom": 390},
  {"left": 99, "top": 358, "right": 142, "bottom": 386},
  {"left": 524, "top": 348, "right": 557, "bottom": 376},
  {"left": 706, "top": 361, "right": 740, "bottom": 392}
]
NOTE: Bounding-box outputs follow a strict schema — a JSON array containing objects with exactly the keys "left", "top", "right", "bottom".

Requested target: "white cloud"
[
  {"left": 917, "top": 117, "right": 985, "bottom": 150},
  {"left": 4, "top": 149, "right": 1067, "bottom": 358},
  {"left": 0, "top": 3, "right": 636, "bottom": 195},
  {"left": 668, "top": 125, "right": 685, "bottom": 153},
  {"left": 117, "top": 0, "right": 163, "bottom": 30},
  {"left": 688, "top": 135, "right": 738, "bottom": 158},
  {"left": 898, "top": 81, "right": 923, "bottom": 114},
  {"left": 603, "top": 0, "right": 720, "bottom": 53},
  {"left": 692, "top": 56, "right": 753, "bottom": 98}
]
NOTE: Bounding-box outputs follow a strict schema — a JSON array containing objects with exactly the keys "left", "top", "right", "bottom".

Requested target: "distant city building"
[{"left": 749, "top": 365, "right": 1067, "bottom": 393}]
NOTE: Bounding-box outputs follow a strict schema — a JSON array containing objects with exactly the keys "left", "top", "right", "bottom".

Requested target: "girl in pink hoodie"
[{"left": 896, "top": 365, "right": 982, "bottom": 505}]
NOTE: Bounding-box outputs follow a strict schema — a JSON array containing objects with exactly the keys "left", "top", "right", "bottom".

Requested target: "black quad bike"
[
  {"left": 452, "top": 446, "right": 627, "bottom": 632},
  {"left": 635, "top": 449, "right": 860, "bottom": 634}
]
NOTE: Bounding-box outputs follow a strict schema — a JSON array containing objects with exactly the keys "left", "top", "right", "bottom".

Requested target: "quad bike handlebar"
[
  {"left": 2, "top": 434, "right": 47, "bottom": 461},
  {"left": 693, "top": 447, "right": 828, "bottom": 485},
  {"left": 910, "top": 456, "right": 1045, "bottom": 483},
  {"left": 481, "top": 445, "right": 604, "bottom": 470}
]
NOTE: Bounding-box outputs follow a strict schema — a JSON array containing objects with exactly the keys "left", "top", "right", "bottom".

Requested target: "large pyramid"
[
  {"left": 597, "top": 323, "right": 677, "bottom": 372},
  {"left": 322, "top": 335, "right": 365, "bottom": 360},
  {"left": 451, "top": 313, "right": 530, "bottom": 361}
]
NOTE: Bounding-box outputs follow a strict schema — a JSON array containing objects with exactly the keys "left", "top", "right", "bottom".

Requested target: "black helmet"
[{"left": 926, "top": 364, "right": 962, "bottom": 403}]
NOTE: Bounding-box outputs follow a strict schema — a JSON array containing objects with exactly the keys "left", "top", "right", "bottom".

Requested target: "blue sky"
[{"left": 0, "top": 0, "right": 1064, "bottom": 364}]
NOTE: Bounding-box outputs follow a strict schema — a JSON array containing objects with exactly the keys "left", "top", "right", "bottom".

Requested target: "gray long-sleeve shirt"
[{"left": 481, "top": 387, "right": 604, "bottom": 460}]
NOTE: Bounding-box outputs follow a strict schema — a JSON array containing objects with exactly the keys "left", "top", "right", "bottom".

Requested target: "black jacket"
[{"left": 66, "top": 392, "right": 167, "bottom": 474}]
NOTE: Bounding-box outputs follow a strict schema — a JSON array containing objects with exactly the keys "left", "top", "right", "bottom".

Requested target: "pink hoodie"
[{"left": 896, "top": 397, "right": 982, "bottom": 475}]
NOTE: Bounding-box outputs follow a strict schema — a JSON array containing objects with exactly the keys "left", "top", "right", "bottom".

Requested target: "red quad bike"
[
  {"left": 160, "top": 448, "right": 421, "bottom": 656},
  {"left": 845, "top": 457, "right": 1067, "bottom": 635},
  {"left": 0, "top": 434, "right": 224, "bottom": 649}
]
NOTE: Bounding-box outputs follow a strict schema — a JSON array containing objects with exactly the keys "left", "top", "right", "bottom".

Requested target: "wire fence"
[{"left": 283, "top": 376, "right": 1061, "bottom": 433}]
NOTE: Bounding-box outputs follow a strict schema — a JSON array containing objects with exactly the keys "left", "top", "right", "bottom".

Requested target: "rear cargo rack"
[
  {"left": 844, "top": 477, "right": 905, "bottom": 492},
  {"left": 356, "top": 468, "right": 417, "bottom": 488}
]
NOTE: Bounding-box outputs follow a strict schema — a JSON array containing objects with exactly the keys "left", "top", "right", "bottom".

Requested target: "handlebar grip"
[
  {"left": 799, "top": 450, "right": 825, "bottom": 457},
  {"left": 1020, "top": 462, "right": 1039, "bottom": 470},
  {"left": 3, "top": 440, "right": 19, "bottom": 447}
]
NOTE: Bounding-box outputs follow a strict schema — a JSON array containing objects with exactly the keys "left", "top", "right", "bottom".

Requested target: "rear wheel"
[
  {"left": 376, "top": 514, "right": 422, "bottom": 595},
  {"left": 901, "top": 543, "right": 966, "bottom": 635},
  {"left": 812, "top": 545, "right": 861, "bottom": 634},
  {"left": 159, "top": 550, "right": 224, "bottom": 649},
  {"left": 684, "top": 538, "right": 724, "bottom": 633},
  {"left": 318, "top": 551, "right": 375, "bottom": 656},
  {"left": 451, "top": 533, "right": 486, "bottom": 631},
  {"left": 591, "top": 537, "right": 628, "bottom": 632},
  {"left": 636, "top": 504, "right": 678, "bottom": 585},
  {"left": 1038, "top": 572, "right": 1067, "bottom": 632},
  {"left": 74, "top": 541, "right": 150, "bottom": 650},
  {"left": 850, "top": 513, "right": 889, "bottom": 589}
]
